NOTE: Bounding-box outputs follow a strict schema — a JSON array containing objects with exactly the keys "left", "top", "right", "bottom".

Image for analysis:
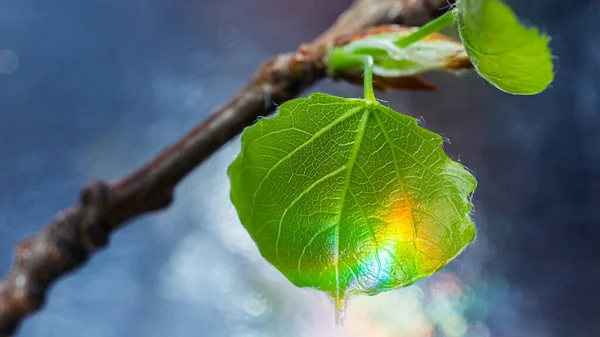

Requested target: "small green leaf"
[
  {"left": 328, "top": 26, "right": 472, "bottom": 79},
  {"left": 229, "top": 93, "right": 476, "bottom": 307},
  {"left": 456, "top": 0, "right": 554, "bottom": 94}
]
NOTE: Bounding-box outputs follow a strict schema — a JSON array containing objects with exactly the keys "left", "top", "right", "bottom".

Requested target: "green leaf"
[
  {"left": 456, "top": 0, "right": 554, "bottom": 94},
  {"left": 228, "top": 93, "right": 476, "bottom": 308},
  {"left": 328, "top": 26, "right": 472, "bottom": 79}
]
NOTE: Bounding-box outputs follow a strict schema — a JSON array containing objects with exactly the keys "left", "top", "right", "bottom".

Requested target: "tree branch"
[{"left": 0, "top": 0, "right": 453, "bottom": 335}]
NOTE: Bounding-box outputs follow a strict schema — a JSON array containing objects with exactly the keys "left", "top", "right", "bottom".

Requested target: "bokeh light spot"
[
  {"left": 466, "top": 321, "right": 491, "bottom": 337},
  {"left": 441, "top": 315, "right": 468, "bottom": 336}
]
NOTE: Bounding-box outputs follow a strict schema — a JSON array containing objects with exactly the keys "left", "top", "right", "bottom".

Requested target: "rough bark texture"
[{"left": 0, "top": 0, "right": 453, "bottom": 335}]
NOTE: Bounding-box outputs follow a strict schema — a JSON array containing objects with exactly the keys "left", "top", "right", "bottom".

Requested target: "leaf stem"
[
  {"left": 395, "top": 9, "right": 457, "bottom": 48},
  {"left": 328, "top": 48, "right": 376, "bottom": 103},
  {"left": 361, "top": 56, "right": 376, "bottom": 102}
]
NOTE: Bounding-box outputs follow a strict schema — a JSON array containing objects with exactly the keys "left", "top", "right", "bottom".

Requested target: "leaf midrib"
[{"left": 332, "top": 106, "right": 370, "bottom": 303}]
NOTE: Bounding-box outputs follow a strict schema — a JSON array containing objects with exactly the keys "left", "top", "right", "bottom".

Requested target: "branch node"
[
  {"left": 82, "top": 220, "right": 111, "bottom": 250},
  {"left": 80, "top": 180, "right": 111, "bottom": 207},
  {"left": 49, "top": 213, "right": 91, "bottom": 267}
]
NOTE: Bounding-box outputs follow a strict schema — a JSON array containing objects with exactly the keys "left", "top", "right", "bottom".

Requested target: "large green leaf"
[
  {"left": 228, "top": 93, "right": 476, "bottom": 307},
  {"left": 456, "top": 0, "right": 553, "bottom": 94}
]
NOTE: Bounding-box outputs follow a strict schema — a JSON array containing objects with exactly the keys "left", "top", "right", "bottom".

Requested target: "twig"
[{"left": 0, "top": 0, "right": 453, "bottom": 335}]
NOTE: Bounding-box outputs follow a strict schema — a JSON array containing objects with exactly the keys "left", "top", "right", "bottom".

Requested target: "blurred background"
[{"left": 0, "top": 0, "right": 598, "bottom": 336}]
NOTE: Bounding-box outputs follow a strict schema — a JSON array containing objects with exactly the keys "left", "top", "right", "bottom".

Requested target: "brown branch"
[{"left": 0, "top": 0, "right": 453, "bottom": 335}]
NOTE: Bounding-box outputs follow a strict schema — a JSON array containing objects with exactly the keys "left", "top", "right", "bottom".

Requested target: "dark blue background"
[{"left": 1, "top": 1, "right": 598, "bottom": 336}]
